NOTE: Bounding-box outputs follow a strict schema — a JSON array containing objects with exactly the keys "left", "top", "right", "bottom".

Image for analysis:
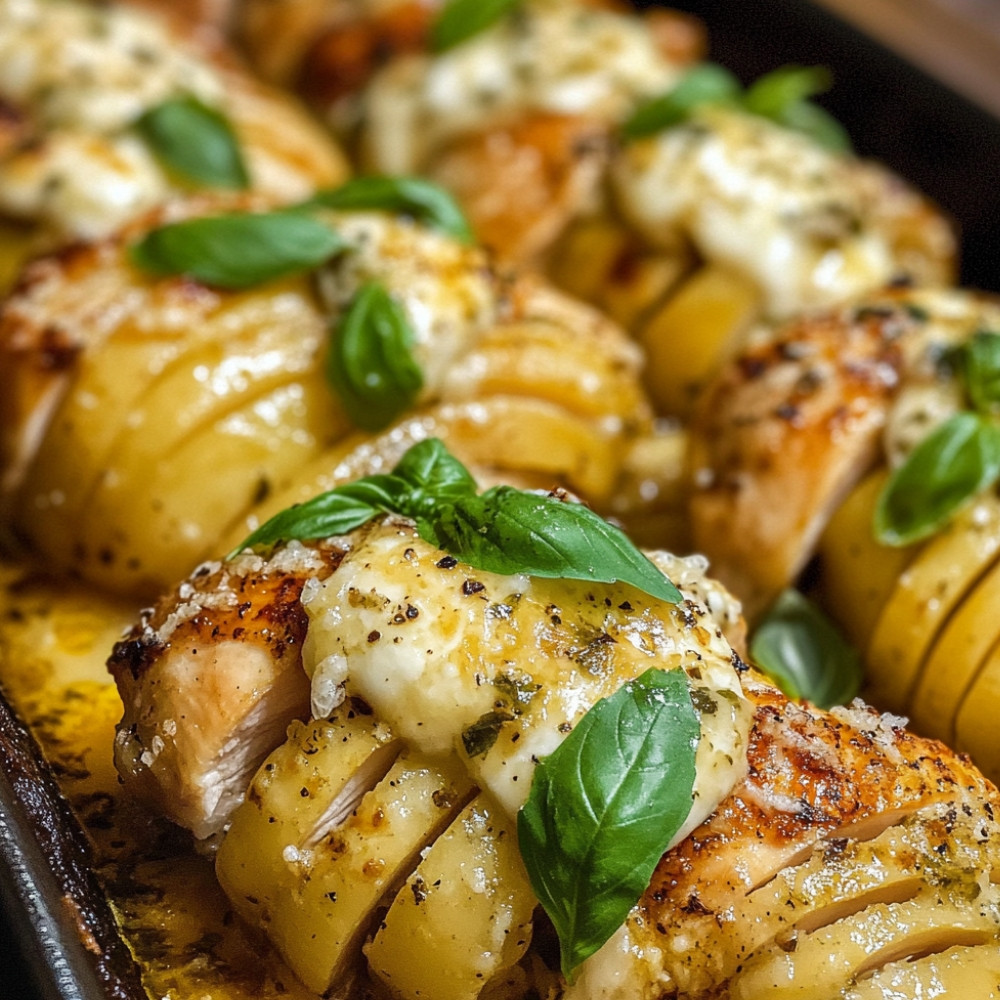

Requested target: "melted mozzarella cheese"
[
  {"left": 362, "top": 0, "right": 683, "bottom": 174},
  {"left": 0, "top": 0, "right": 221, "bottom": 132},
  {"left": 314, "top": 213, "right": 499, "bottom": 397},
  {"left": 613, "top": 106, "right": 897, "bottom": 318},
  {"left": 303, "top": 517, "right": 751, "bottom": 828},
  {"left": 0, "top": 0, "right": 222, "bottom": 237}
]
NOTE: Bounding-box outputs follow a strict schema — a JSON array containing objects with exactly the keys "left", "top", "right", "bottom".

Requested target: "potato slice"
[
  {"left": 216, "top": 713, "right": 472, "bottom": 995},
  {"left": 730, "top": 893, "right": 998, "bottom": 1000},
  {"left": 72, "top": 375, "right": 337, "bottom": 592},
  {"left": 638, "top": 262, "right": 761, "bottom": 418},
  {"left": 908, "top": 555, "right": 1000, "bottom": 743},
  {"left": 817, "top": 470, "right": 916, "bottom": 656},
  {"left": 845, "top": 943, "right": 1000, "bottom": 999},
  {"left": 440, "top": 317, "right": 649, "bottom": 423},
  {"left": 365, "top": 791, "right": 535, "bottom": 1000},
  {"left": 953, "top": 637, "right": 1000, "bottom": 778},
  {"left": 865, "top": 492, "right": 1000, "bottom": 714}
]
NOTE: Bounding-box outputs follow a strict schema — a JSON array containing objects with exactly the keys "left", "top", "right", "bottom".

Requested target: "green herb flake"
[
  {"left": 130, "top": 210, "right": 345, "bottom": 289},
  {"left": 307, "top": 176, "right": 473, "bottom": 243},
  {"left": 461, "top": 709, "right": 515, "bottom": 758},
  {"left": 749, "top": 589, "right": 862, "bottom": 708},
  {"left": 429, "top": 0, "right": 521, "bottom": 52},
  {"left": 137, "top": 95, "right": 249, "bottom": 190},
  {"left": 874, "top": 412, "right": 1000, "bottom": 547},
  {"left": 517, "top": 667, "right": 698, "bottom": 978},
  {"left": 326, "top": 280, "right": 424, "bottom": 431}
]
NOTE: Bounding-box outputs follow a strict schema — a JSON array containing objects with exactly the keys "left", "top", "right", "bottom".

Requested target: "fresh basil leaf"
[
  {"left": 130, "top": 210, "right": 345, "bottom": 289},
  {"left": 232, "top": 475, "right": 416, "bottom": 554},
  {"left": 874, "top": 412, "right": 1000, "bottom": 546},
  {"left": 770, "top": 97, "right": 851, "bottom": 152},
  {"left": 137, "top": 95, "right": 249, "bottom": 190},
  {"left": 621, "top": 62, "right": 741, "bottom": 140},
  {"left": 392, "top": 436, "right": 478, "bottom": 511},
  {"left": 307, "top": 176, "right": 473, "bottom": 243},
  {"left": 429, "top": 0, "right": 520, "bottom": 52},
  {"left": 959, "top": 330, "right": 1000, "bottom": 413},
  {"left": 742, "top": 64, "right": 831, "bottom": 119},
  {"left": 326, "top": 281, "right": 424, "bottom": 431},
  {"left": 750, "top": 589, "right": 862, "bottom": 708},
  {"left": 417, "top": 486, "right": 682, "bottom": 603},
  {"left": 517, "top": 667, "right": 698, "bottom": 977}
]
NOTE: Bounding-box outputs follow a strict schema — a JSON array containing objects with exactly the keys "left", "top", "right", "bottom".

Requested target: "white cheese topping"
[
  {"left": 0, "top": 0, "right": 223, "bottom": 237},
  {"left": 613, "top": 106, "right": 896, "bottom": 318},
  {"left": 361, "top": 0, "right": 683, "bottom": 173},
  {"left": 303, "top": 518, "right": 750, "bottom": 826},
  {"left": 314, "top": 212, "right": 498, "bottom": 397}
]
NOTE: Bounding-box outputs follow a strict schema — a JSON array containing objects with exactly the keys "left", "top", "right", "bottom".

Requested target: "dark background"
[{"left": 3, "top": 2, "right": 1000, "bottom": 999}]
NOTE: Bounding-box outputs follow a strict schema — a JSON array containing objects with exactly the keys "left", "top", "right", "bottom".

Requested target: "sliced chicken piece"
[
  {"left": 616, "top": 671, "right": 1000, "bottom": 998},
  {"left": 688, "top": 286, "right": 1000, "bottom": 620},
  {"left": 108, "top": 539, "right": 349, "bottom": 839},
  {"left": 426, "top": 112, "right": 610, "bottom": 267}
]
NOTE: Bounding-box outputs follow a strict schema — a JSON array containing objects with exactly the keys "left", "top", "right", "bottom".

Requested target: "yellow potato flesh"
[
  {"left": 442, "top": 318, "right": 648, "bottom": 423},
  {"left": 845, "top": 943, "right": 1000, "bottom": 999},
  {"left": 730, "top": 894, "right": 997, "bottom": 1000},
  {"left": 13, "top": 274, "right": 327, "bottom": 594},
  {"left": 365, "top": 791, "right": 535, "bottom": 1000},
  {"left": 817, "top": 470, "right": 916, "bottom": 657},
  {"left": 216, "top": 714, "right": 472, "bottom": 995},
  {"left": 954, "top": 637, "right": 1000, "bottom": 779},
  {"left": 908, "top": 555, "right": 1000, "bottom": 743},
  {"left": 865, "top": 492, "right": 1000, "bottom": 714},
  {"left": 639, "top": 263, "right": 761, "bottom": 418}
]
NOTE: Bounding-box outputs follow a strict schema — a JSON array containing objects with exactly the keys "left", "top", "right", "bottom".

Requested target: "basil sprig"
[
  {"left": 750, "top": 589, "right": 862, "bottom": 708},
  {"left": 130, "top": 210, "right": 345, "bottom": 289},
  {"left": 621, "top": 63, "right": 741, "bottom": 140},
  {"left": 137, "top": 96, "right": 249, "bottom": 190},
  {"left": 307, "top": 176, "right": 473, "bottom": 243},
  {"left": 517, "top": 667, "right": 698, "bottom": 978},
  {"left": 875, "top": 330, "right": 1000, "bottom": 546},
  {"left": 623, "top": 62, "right": 850, "bottom": 151},
  {"left": 326, "top": 280, "right": 424, "bottom": 431},
  {"left": 129, "top": 177, "right": 470, "bottom": 289},
  {"left": 874, "top": 412, "right": 1000, "bottom": 546},
  {"left": 233, "top": 437, "right": 681, "bottom": 603},
  {"left": 429, "top": 0, "right": 521, "bottom": 52}
]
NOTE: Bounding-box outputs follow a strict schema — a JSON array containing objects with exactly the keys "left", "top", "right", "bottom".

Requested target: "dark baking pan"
[
  {"left": 3, "top": 2, "right": 1000, "bottom": 998},
  {"left": 0, "top": 691, "right": 145, "bottom": 1000}
]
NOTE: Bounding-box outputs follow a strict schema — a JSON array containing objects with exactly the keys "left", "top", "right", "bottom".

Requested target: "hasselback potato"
[
  {"left": 0, "top": 192, "right": 653, "bottom": 599},
  {"left": 103, "top": 485, "right": 1000, "bottom": 999}
]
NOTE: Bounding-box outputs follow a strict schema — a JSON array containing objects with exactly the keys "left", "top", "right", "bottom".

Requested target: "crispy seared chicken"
[
  {"left": 688, "top": 286, "right": 1000, "bottom": 621},
  {"left": 109, "top": 510, "right": 1000, "bottom": 999}
]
